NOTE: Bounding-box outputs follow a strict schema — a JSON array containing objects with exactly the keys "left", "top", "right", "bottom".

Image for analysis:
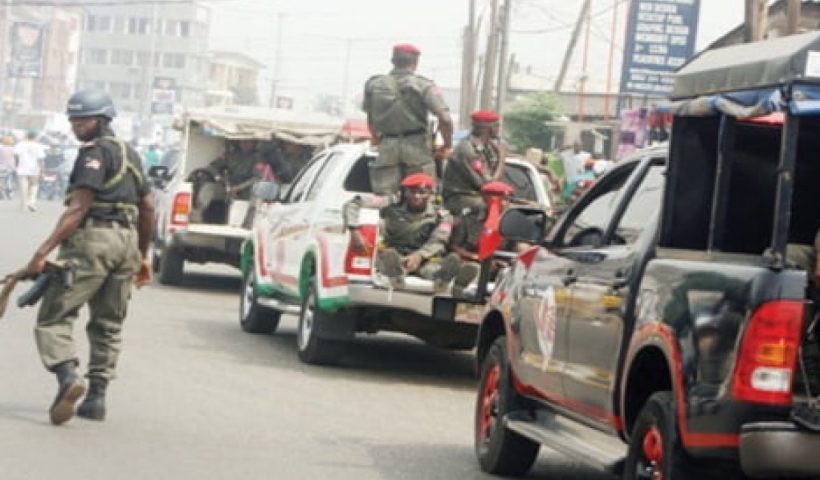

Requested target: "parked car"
[
  {"left": 149, "top": 106, "right": 341, "bottom": 285},
  {"left": 471, "top": 33, "right": 820, "bottom": 480},
  {"left": 239, "top": 142, "right": 552, "bottom": 365}
]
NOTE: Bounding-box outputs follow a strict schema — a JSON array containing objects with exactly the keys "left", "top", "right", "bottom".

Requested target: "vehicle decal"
[
  {"left": 534, "top": 286, "right": 558, "bottom": 368},
  {"left": 629, "top": 323, "right": 740, "bottom": 448},
  {"left": 316, "top": 233, "right": 348, "bottom": 289},
  {"left": 510, "top": 367, "right": 623, "bottom": 430},
  {"left": 257, "top": 229, "right": 298, "bottom": 287}
]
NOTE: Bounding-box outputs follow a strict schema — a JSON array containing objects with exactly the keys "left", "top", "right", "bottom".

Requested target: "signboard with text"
[
  {"left": 8, "top": 22, "right": 47, "bottom": 78},
  {"left": 619, "top": 0, "right": 701, "bottom": 97}
]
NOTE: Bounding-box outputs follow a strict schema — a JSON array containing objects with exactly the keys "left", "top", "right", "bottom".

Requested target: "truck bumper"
[
  {"left": 167, "top": 225, "right": 249, "bottom": 264},
  {"left": 740, "top": 421, "right": 820, "bottom": 478},
  {"left": 347, "top": 281, "right": 437, "bottom": 318}
]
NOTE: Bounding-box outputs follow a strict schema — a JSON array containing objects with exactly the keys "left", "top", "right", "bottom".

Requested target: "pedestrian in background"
[
  {"left": 14, "top": 129, "right": 46, "bottom": 211},
  {"left": 24, "top": 90, "right": 154, "bottom": 425},
  {"left": 363, "top": 43, "right": 453, "bottom": 196}
]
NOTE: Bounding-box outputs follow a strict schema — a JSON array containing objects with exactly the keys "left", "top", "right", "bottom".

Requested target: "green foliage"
[{"left": 503, "top": 92, "right": 563, "bottom": 152}]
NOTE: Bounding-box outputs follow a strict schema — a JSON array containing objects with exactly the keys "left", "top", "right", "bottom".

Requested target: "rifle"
[{"left": 0, "top": 260, "right": 75, "bottom": 319}]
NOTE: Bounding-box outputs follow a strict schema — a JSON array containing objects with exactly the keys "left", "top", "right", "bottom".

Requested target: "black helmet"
[{"left": 66, "top": 89, "right": 117, "bottom": 119}]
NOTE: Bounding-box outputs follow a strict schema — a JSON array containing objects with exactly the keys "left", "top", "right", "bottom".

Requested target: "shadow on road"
[
  {"left": 185, "top": 314, "right": 478, "bottom": 391},
  {"left": 154, "top": 271, "right": 241, "bottom": 293},
  {"left": 319, "top": 436, "right": 617, "bottom": 480}
]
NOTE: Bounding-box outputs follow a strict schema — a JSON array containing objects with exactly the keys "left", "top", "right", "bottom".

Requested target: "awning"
[{"left": 177, "top": 105, "right": 343, "bottom": 146}]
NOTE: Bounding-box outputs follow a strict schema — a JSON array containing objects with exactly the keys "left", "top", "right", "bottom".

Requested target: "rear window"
[
  {"left": 343, "top": 155, "right": 373, "bottom": 193},
  {"left": 503, "top": 164, "right": 538, "bottom": 203}
]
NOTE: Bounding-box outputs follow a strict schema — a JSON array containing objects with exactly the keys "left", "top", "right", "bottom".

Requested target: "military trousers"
[
  {"left": 370, "top": 135, "right": 435, "bottom": 195},
  {"left": 35, "top": 220, "right": 141, "bottom": 382}
]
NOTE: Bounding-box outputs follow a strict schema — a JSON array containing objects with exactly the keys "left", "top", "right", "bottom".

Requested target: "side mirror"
[
  {"left": 148, "top": 165, "right": 170, "bottom": 180},
  {"left": 499, "top": 207, "right": 552, "bottom": 244},
  {"left": 251, "top": 181, "right": 280, "bottom": 202}
]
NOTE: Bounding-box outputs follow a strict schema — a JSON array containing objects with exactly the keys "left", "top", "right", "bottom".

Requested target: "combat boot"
[
  {"left": 452, "top": 263, "right": 480, "bottom": 298},
  {"left": 77, "top": 378, "right": 107, "bottom": 421},
  {"left": 432, "top": 253, "right": 461, "bottom": 294},
  {"left": 377, "top": 249, "right": 405, "bottom": 289},
  {"left": 50, "top": 361, "right": 85, "bottom": 425}
]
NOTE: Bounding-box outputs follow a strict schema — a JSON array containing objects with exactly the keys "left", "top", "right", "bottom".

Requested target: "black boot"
[
  {"left": 50, "top": 361, "right": 85, "bottom": 426},
  {"left": 77, "top": 378, "right": 107, "bottom": 421}
]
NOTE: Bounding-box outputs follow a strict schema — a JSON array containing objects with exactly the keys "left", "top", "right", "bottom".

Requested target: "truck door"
[
  {"left": 562, "top": 163, "right": 665, "bottom": 430},
  {"left": 262, "top": 153, "right": 328, "bottom": 297},
  {"left": 515, "top": 162, "right": 638, "bottom": 401}
]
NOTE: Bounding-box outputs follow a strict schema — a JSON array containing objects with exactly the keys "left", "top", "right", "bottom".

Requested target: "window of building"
[
  {"left": 164, "top": 20, "right": 178, "bottom": 36},
  {"left": 109, "top": 82, "right": 132, "bottom": 100},
  {"left": 87, "top": 48, "right": 108, "bottom": 65},
  {"left": 162, "top": 53, "right": 185, "bottom": 69},
  {"left": 179, "top": 21, "right": 190, "bottom": 37},
  {"left": 136, "top": 51, "right": 150, "bottom": 67},
  {"left": 111, "top": 50, "right": 134, "bottom": 66},
  {"left": 86, "top": 15, "right": 112, "bottom": 32},
  {"left": 128, "top": 17, "right": 152, "bottom": 35},
  {"left": 113, "top": 17, "right": 126, "bottom": 34}
]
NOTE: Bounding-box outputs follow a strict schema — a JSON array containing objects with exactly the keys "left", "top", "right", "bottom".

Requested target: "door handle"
[
  {"left": 563, "top": 269, "right": 577, "bottom": 286},
  {"left": 611, "top": 268, "right": 630, "bottom": 290}
]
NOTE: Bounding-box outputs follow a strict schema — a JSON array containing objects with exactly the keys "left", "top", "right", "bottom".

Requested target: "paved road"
[{"left": 0, "top": 198, "right": 613, "bottom": 480}]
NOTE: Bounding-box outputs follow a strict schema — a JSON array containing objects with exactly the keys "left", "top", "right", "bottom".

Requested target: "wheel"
[
  {"left": 475, "top": 337, "right": 540, "bottom": 476},
  {"left": 624, "top": 391, "right": 705, "bottom": 480},
  {"left": 151, "top": 249, "right": 160, "bottom": 273},
  {"left": 239, "top": 265, "right": 280, "bottom": 334},
  {"left": 158, "top": 247, "right": 184, "bottom": 285},
  {"left": 296, "top": 277, "right": 341, "bottom": 365}
]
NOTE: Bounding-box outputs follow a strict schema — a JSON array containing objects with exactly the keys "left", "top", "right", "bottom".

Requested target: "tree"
[{"left": 503, "top": 92, "right": 563, "bottom": 152}]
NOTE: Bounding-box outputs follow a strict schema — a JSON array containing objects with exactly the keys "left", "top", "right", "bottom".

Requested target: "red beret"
[
  {"left": 400, "top": 172, "right": 435, "bottom": 189},
  {"left": 471, "top": 110, "right": 500, "bottom": 124},
  {"left": 481, "top": 181, "right": 515, "bottom": 196},
  {"left": 393, "top": 43, "right": 421, "bottom": 56}
]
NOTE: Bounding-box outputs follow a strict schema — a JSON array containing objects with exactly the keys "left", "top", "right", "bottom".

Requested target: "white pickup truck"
[
  {"left": 239, "top": 142, "right": 552, "bottom": 365},
  {"left": 149, "top": 106, "right": 341, "bottom": 285}
]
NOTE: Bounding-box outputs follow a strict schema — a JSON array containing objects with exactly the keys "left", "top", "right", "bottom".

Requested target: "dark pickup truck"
[{"left": 472, "top": 33, "right": 820, "bottom": 479}]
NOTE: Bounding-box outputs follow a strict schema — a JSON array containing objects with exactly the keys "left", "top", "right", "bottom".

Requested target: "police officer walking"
[
  {"left": 441, "top": 110, "right": 506, "bottom": 216},
  {"left": 23, "top": 90, "right": 155, "bottom": 425},
  {"left": 363, "top": 43, "right": 454, "bottom": 196}
]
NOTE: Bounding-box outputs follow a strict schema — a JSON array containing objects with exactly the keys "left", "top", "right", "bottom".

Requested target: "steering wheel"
[
  {"left": 568, "top": 226, "right": 605, "bottom": 248},
  {"left": 186, "top": 168, "right": 217, "bottom": 183}
]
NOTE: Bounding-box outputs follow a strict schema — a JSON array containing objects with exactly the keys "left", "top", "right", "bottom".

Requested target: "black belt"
[
  {"left": 381, "top": 129, "right": 426, "bottom": 138},
  {"left": 81, "top": 217, "right": 130, "bottom": 229}
]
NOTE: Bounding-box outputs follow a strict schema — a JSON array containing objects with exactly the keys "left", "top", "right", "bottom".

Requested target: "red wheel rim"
[
  {"left": 642, "top": 425, "right": 664, "bottom": 479},
  {"left": 478, "top": 364, "right": 501, "bottom": 443}
]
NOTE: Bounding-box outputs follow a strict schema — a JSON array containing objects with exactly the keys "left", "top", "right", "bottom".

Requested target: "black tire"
[
  {"left": 151, "top": 249, "right": 161, "bottom": 273},
  {"left": 158, "top": 247, "right": 184, "bottom": 285},
  {"left": 624, "top": 391, "right": 699, "bottom": 480},
  {"left": 239, "top": 265, "right": 280, "bottom": 334},
  {"left": 296, "top": 277, "right": 341, "bottom": 365},
  {"left": 475, "top": 337, "right": 539, "bottom": 476}
]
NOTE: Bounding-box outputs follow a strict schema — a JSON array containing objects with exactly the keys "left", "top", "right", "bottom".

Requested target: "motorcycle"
[{"left": 39, "top": 148, "right": 68, "bottom": 201}]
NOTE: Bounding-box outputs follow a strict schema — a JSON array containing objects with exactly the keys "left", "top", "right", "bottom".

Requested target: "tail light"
[
  {"left": 732, "top": 300, "right": 804, "bottom": 405},
  {"left": 344, "top": 225, "right": 377, "bottom": 276},
  {"left": 171, "top": 192, "right": 191, "bottom": 226}
]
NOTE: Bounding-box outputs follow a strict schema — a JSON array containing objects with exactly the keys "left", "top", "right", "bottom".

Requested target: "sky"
[{"left": 205, "top": 0, "right": 746, "bottom": 113}]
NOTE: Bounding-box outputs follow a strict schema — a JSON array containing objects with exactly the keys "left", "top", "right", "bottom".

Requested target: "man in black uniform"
[{"left": 24, "top": 90, "right": 155, "bottom": 425}]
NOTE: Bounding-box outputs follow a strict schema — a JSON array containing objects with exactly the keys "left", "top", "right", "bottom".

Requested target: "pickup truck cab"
[
  {"left": 473, "top": 32, "right": 820, "bottom": 479},
  {"left": 150, "top": 106, "right": 341, "bottom": 285},
  {"left": 239, "top": 142, "right": 552, "bottom": 365}
]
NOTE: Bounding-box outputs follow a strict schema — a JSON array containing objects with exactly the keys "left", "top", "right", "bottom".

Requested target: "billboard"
[
  {"left": 8, "top": 22, "right": 47, "bottom": 78},
  {"left": 619, "top": 0, "right": 701, "bottom": 97}
]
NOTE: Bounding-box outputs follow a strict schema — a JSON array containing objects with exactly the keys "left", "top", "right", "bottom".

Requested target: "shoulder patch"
[{"left": 84, "top": 157, "right": 103, "bottom": 170}]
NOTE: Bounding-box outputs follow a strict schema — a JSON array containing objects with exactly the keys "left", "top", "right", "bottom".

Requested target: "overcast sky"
[{"left": 206, "top": 0, "right": 745, "bottom": 111}]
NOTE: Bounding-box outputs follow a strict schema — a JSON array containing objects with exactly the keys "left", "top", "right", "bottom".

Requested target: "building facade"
[
  {"left": 205, "top": 51, "right": 263, "bottom": 107},
  {"left": 75, "top": 2, "right": 210, "bottom": 131}
]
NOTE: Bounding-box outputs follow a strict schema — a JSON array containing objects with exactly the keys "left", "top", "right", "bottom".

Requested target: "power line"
[{"left": 0, "top": 0, "right": 240, "bottom": 6}]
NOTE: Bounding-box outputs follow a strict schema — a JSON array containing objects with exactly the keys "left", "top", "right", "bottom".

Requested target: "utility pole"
[
  {"left": 479, "top": 0, "right": 499, "bottom": 110},
  {"left": 495, "top": 0, "right": 512, "bottom": 114},
  {"left": 269, "top": 13, "right": 284, "bottom": 108},
  {"left": 744, "top": 0, "right": 768, "bottom": 42},
  {"left": 554, "top": 0, "right": 591, "bottom": 93},
  {"left": 603, "top": 0, "right": 619, "bottom": 119},
  {"left": 459, "top": 0, "right": 476, "bottom": 128},
  {"left": 140, "top": 0, "right": 160, "bottom": 138},
  {"left": 577, "top": 1, "right": 592, "bottom": 124},
  {"left": 341, "top": 38, "right": 352, "bottom": 117},
  {"left": 786, "top": 0, "right": 801, "bottom": 35},
  {"left": 0, "top": 0, "right": 12, "bottom": 126}
]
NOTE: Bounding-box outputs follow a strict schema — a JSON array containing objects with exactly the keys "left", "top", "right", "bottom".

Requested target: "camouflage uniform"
[
  {"left": 35, "top": 128, "right": 147, "bottom": 383},
  {"left": 441, "top": 135, "right": 501, "bottom": 216},
  {"left": 203, "top": 148, "right": 263, "bottom": 200},
  {"left": 343, "top": 195, "right": 453, "bottom": 279},
  {"left": 363, "top": 68, "right": 449, "bottom": 195}
]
